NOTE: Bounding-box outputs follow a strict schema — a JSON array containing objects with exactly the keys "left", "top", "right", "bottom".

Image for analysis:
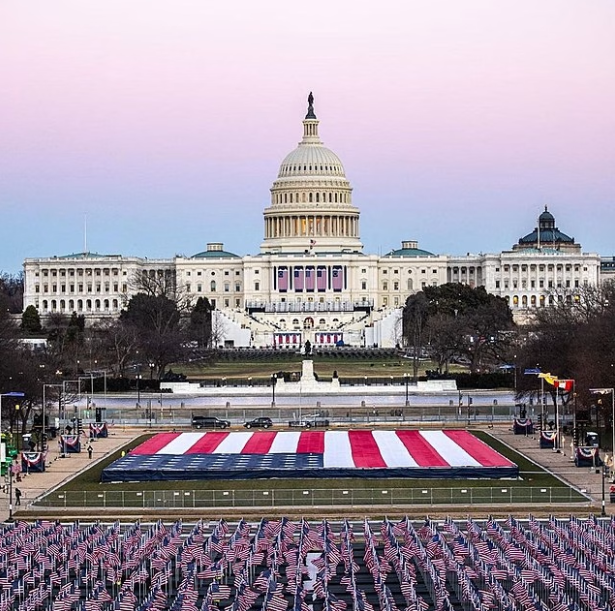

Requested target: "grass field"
[
  {"left": 35, "top": 429, "right": 588, "bottom": 510},
  {"left": 174, "top": 359, "right": 468, "bottom": 381}
]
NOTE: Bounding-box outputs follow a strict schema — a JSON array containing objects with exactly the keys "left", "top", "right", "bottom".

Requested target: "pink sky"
[{"left": 1, "top": 0, "right": 614, "bottom": 273}]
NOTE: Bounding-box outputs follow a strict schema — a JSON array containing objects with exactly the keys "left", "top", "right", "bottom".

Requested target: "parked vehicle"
[
  {"left": 191, "top": 416, "right": 231, "bottom": 429},
  {"left": 288, "top": 418, "right": 330, "bottom": 428},
  {"left": 244, "top": 417, "right": 273, "bottom": 429}
]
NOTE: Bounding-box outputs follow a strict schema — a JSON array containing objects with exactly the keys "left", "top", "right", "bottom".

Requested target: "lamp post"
[
  {"left": 590, "top": 387, "right": 615, "bottom": 470},
  {"left": 136, "top": 374, "right": 142, "bottom": 409},
  {"left": 0, "top": 392, "right": 25, "bottom": 465},
  {"left": 271, "top": 374, "right": 277, "bottom": 407},
  {"left": 1, "top": 392, "right": 24, "bottom": 523},
  {"left": 404, "top": 373, "right": 409, "bottom": 407},
  {"left": 41, "top": 384, "right": 63, "bottom": 451},
  {"left": 602, "top": 463, "right": 607, "bottom": 517}
]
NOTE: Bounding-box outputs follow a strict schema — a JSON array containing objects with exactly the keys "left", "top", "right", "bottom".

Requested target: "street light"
[
  {"left": 404, "top": 373, "right": 409, "bottom": 407},
  {"left": 1, "top": 391, "right": 24, "bottom": 523},
  {"left": 271, "top": 374, "right": 277, "bottom": 407},
  {"left": 590, "top": 387, "right": 615, "bottom": 468},
  {"left": 41, "top": 384, "right": 63, "bottom": 451},
  {"left": 136, "top": 373, "right": 142, "bottom": 408},
  {"left": 0, "top": 391, "right": 24, "bottom": 463}
]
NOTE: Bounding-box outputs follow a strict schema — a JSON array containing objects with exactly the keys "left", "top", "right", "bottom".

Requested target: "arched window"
[
  {"left": 210, "top": 281, "right": 216, "bottom": 291},
  {"left": 104, "top": 299, "right": 110, "bottom": 310}
]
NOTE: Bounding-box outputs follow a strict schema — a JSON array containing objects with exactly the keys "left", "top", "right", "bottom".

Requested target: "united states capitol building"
[{"left": 23, "top": 95, "right": 611, "bottom": 348}]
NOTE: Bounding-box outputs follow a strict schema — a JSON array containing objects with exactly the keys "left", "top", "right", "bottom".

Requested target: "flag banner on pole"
[
  {"left": 101, "top": 430, "right": 518, "bottom": 482},
  {"left": 538, "top": 372, "right": 558, "bottom": 386},
  {"left": 554, "top": 379, "right": 574, "bottom": 392}
]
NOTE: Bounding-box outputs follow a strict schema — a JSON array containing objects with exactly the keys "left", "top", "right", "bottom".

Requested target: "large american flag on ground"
[{"left": 101, "top": 429, "right": 517, "bottom": 482}]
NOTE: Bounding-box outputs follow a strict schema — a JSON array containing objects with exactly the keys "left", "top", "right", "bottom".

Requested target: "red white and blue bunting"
[
  {"left": 21, "top": 451, "right": 46, "bottom": 472},
  {"left": 59, "top": 434, "right": 81, "bottom": 454},
  {"left": 576, "top": 446, "right": 602, "bottom": 467},
  {"left": 513, "top": 417, "right": 533, "bottom": 435},
  {"left": 89, "top": 422, "right": 108, "bottom": 438},
  {"left": 540, "top": 430, "right": 557, "bottom": 448}
]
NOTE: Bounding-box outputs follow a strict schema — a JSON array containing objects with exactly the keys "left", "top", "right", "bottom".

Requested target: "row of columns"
[{"left": 265, "top": 214, "right": 359, "bottom": 239}]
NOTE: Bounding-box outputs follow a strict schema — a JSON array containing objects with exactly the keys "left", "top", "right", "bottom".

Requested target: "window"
[
  {"left": 393, "top": 282, "right": 399, "bottom": 290},
  {"left": 254, "top": 282, "right": 260, "bottom": 291},
  {"left": 210, "top": 281, "right": 216, "bottom": 291},
  {"left": 224, "top": 283, "right": 230, "bottom": 292},
  {"left": 495, "top": 280, "right": 500, "bottom": 289},
  {"left": 382, "top": 282, "right": 388, "bottom": 291},
  {"left": 361, "top": 281, "right": 367, "bottom": 290}
]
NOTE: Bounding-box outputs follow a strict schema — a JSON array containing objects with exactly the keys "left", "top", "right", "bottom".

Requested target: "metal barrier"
[{"left": 38, "top": 485, "right": 589, "bottom": 509}]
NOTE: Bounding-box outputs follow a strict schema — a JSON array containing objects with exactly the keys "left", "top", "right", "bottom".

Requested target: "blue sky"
[{"left": 1, "top": 0, "right": 614, "bottom": 275}]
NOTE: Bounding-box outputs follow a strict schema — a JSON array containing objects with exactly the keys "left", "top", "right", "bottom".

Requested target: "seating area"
[{"left": 0, "top": 515, "right": 613, "bottom": 610}]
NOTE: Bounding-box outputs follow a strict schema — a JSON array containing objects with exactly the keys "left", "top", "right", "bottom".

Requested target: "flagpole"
[{"left": 554, "top": 387, "right": 559, "bottom": 452}]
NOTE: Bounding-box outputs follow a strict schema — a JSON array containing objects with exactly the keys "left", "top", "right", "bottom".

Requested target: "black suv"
[
  {"left": 191, "top": 416, "right": 231, "bottom": 429},
  {"left": 244, "top": 417, "right": 273, "bottom": 429}
]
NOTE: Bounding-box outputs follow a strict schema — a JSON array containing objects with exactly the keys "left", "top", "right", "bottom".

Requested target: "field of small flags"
[{"left": 1, "top": 515, "right": 614, "bottom": 611}]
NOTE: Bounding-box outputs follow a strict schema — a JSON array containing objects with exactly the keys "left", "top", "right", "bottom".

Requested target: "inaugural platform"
[{"left": 101, "top": 429, "right": 518, "bottom": 482}]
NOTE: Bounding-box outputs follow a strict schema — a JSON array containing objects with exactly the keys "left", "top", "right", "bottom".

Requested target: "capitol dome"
[
  {"left": 261, "top": 93, "right": 363, "bottom": 254},
  {"left": 277, "top": 143, "right": 346, "bottom": 178}
]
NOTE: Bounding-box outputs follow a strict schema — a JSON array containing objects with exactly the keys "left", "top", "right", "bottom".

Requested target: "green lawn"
[{"left": 174, "top": 359, "right": 467, "bottom": 381}]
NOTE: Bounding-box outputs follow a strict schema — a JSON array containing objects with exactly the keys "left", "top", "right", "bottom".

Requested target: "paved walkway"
[
  {"left": 490, "top": 426, "right": 613, "bottom": 513},
  {"left": 0, "top": 427, "right": 136, "bottom": 522},
  {"left": 1, "top": 424, "right": 612, "bottom": 522}
]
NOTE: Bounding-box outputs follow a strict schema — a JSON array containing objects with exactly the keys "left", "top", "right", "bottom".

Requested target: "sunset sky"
[{"left": 1, "top": 0, "right": 613, "bottom": 274}]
